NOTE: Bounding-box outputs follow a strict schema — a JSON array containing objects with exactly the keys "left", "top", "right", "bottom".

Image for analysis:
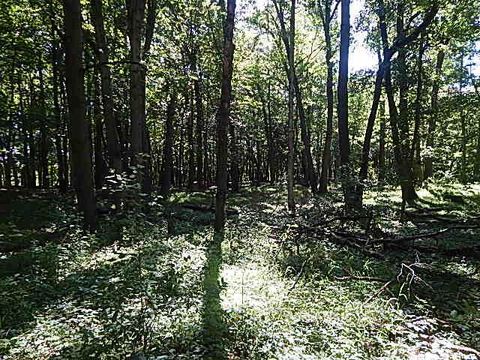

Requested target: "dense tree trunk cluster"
[{"left": 0, "top": 0, "right": 479, "bottom": 227}]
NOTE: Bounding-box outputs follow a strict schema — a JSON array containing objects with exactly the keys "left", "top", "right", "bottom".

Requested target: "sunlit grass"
[{"left": 1, "top": 183, "right": 479, "bottom": 359}]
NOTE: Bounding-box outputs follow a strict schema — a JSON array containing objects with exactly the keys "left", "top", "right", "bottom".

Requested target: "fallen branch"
[
  {"left": 364, "top": 279, "right": 394, "bottom": 305},
  {"left": 181, "top": 204, "right": 239, "bottom": 215},
  {"left": 370, "top": 225, "right": 480, "bottom": 245},
  {"left": 334, "top": 274, "right": 386, "bottom": 283},
  {"left": 286, "top": 257, "right": 309, "bottom": 296},
  {"left": 448, "top": 344, "right": 480, "bottom": 358}
]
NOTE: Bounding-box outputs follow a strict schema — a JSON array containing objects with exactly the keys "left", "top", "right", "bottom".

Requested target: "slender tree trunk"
[
  {"left": 19, "top": 80, "right": 31, "bottom": 188},
  {"left": 38, "top": 65, "right": 49, "bottom": 188},
  {"left": 60, "top": 76, "right": 70, "bottom": 189},
  {"left": 203, "top": 109, "right": 209, "bottom": 186},
  {"left": 274, "top": 0, "right": 314, "bottom": 195},
  {"left": 49, "top": 6, "right": 67, "bottom": 192},
  {"left": 473, "top": 80, "right": 480, "bottom": 179},
  {"left": 93, "top": 75, "right": 107, "bottom": 189},
  {"left": 187, "top": 86, "right": 195, "bottom": 189},
  {"left": 459, "top": 54, "right": 468, "bottom": 183},
  {"left": 272, "top": 0, "right": 296, "bottom": 213},
  {"left": 26, "top": 76, "right": 37, "bottom": 187},
  {"left": 160, "top": 91, "right": 176, "bottom": 196},
  {"left": 378, "top": 97, "right": 386, "bottom": 183},
  {"left": 424, "top": 49, "right": 445, "bottom": 180},
  {"left": 286, "top": 0, "right": 296, "bottom": 213},
  {"left": 337, "top": 0, "right": 356, "bottom": 208},
  {"left": 63, "top": 0, "right": 97, "bottom": 230},
  {"left": 194, "top": 60, "right": 204, "bottom": 188},
  {"left": 215, "top": 0, "right": 236, "bottom": 233},
  {"left": 319, "top": 0, "right": 334, "bottom": 194},
  {"left": 127, "top": 0, "right": 149, "bottom": 190},
  {"left": 259, "top": 84, "right": 274, "bottom": 183},
  {"left": 410, "top": 36, "right": 425, "bottom": 181},
  {"left": 385, "top": 64, "right": 417, "bottom": 202},
  {"left": 293, "top": 75, "right": 316, "bottom": 192},
  {"left": 229, "top": 122, "right": 240, "bottom": 192},
  {"left": 90, "top": 0, "right": 122, "bottom": 175}
]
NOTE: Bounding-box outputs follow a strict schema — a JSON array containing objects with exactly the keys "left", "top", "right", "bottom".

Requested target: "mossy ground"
[{"left": 0, "top": 184, "right": 479, "bottom": 359}]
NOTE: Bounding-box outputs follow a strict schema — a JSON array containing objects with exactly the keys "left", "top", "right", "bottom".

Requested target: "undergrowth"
[{"left": 0, "top": 183, "right": 479, "bottom": 359}]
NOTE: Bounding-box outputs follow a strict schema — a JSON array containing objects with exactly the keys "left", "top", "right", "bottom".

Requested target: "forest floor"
[{"left": 0, "top": 183, "right": 479, "bottom": 359}]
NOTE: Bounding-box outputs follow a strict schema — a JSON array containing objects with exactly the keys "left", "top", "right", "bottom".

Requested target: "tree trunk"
[
  {"left": 293, "top": 74, "right": 316, "bottom": 192},
  {"left": 93, "top": 75, "right": 107, "bottom": 189},
  {"left": 63, "top": 0, "right": 97, "bottom": 230},
  {"left": 194, "top": 61, "right": 204, "bottom": 188},
  {"left": 424, "top": 49, "right": 445, "bottom": 180},
  {"left": 38, "top": 65, "right": 49, "bottom": 188},
  {"left": 378, "top": 97, "right": 386, "bottom": 183},
  {"left": 337, "top": 0, "right": 356, "bottom": 209},
  {"left": 49, "top": 6, "right": 68, "bottom": 192},
  {"left": 319, "top": 0, "right": 334, "bottom": 194},
  {"left": 160, "top": 91, "right": 176, "bottom": 196},
  {"left": 473, "top": 80, "right": 480, "bottom": 179},
  {"left": 90, "top": 0, "right": 122, "bottom": 175},
  {"left": 229, "top": 122, "right": 240, "bottom": 192},
  {"left": 410, "top": 36, "right": 425, "bottom": 181},
  {"left": 259, "top": 82, "right": 275, "bottom": 183},
  {"left": 127, "top": 0, "right": 149, "bottom": 190},
  {"left": 215, "top": 0, "right": 236, "bottom": 233},
  {"left": 385, "top": 64, "right": 418, "bottom": 203},
  {"left": 287, "top": 0, "right": 296, "bottom": 213},
  {"left": 187, "top": 86, "right": 195, "bottom": 189}
]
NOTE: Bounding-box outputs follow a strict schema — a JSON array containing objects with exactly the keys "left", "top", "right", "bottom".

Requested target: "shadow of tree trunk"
[{"left": 202, "top": 232, "right": 227, "bottom": 359}]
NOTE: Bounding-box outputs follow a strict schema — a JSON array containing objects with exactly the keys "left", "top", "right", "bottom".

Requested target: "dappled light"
[{"left": 1, "top": 0, "right": 480, "bottom": 358}]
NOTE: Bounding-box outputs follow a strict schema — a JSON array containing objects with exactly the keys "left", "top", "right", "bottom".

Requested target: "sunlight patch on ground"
[{"left": 221, "top": 262, "right": 286, "bottom": 312}]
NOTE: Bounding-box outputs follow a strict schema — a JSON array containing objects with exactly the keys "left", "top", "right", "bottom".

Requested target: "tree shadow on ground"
[{"left": 201, "top": 232, "right": 227, "bottom": 360}]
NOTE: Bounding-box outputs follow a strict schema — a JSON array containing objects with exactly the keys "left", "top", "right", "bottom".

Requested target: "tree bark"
[
  {"left": 337, "top": 0, "right": 355, "bottom": 208},
  {"left": 424, "top": 48, "right": 445, "bottom": 179},
  {"left": 127, "top": 0, "right": 150, "bottom": 191},
  {"left": 90, "top": 0, "right": 122, "bottom": 175},
  {"left": 378, "top": 96, "right": 386, "bottom": 183},
  {"left": 229, "top": 122, "right": 240, "bottom": 192},
  {"left": 63, "top": 0, "right": 97, "bottom": 230},
  {"left": 49, "top": 4, "right": 68, "bottom": 192},
  {"left": 38, "top": 65, "right": 49, "bottom": 188},
  {"left": 187, "top": 86, "right": 195, "bottom": 189},
  {"left": 215, "top": 0, "right": 236, "bottom": 233},
  {"left": 318, "top": 0, "right": 334, "bottom": 194},
  {"left": 93, "top": 74, "right": 107, "bottom": 189},
  {"left": 193, "top": 52, "right": 204, "bottom": 188},
  {"left": 410, "top": 35, "right": 426, "bottom": 181},
  {"left": 160, "top": 91, "right": 176, "bottom": 196},
  {"left": 360, "top": 0, "right": 437, "bottom": 204}
]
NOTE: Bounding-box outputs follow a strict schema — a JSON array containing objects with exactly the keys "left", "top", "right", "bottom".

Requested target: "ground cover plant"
[{"left": 1, "top": 0, "right": 480, "bottom": 358}]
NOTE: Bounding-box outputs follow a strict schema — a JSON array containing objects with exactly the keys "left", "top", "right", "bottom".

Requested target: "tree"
[
  {"left": 356, "top": 0, "right": 438, "bottom": 205},
  {"left": 317, "top": 0, "right": 337, "bottom": 194},
  {"left": 337, "top": 0, "right": 354, "bottom": 208},
  {"left": 160, "top": 89, "right": 176, "bottom": 196},
  {"left": 62, "top": 0, "right": 97, "bottom": 230},
  {"left": 127, "top": 0, "right": 156, "bottom": 192},
  {"left": 274, "top": 0, "right": 316, "bottom": 195},
  {"left": 89, "top": 0, "right": 122, "bottom": 176},
  {"left": 215, "top": 0, "right": 236, "bottom": 233},
  {"left": 273, "top": 0, "right": 296, "bottom": 213}
]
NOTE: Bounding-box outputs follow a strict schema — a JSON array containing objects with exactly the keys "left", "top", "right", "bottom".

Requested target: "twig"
[
  {"left": 370, "top": 225, "right": 480, "bottom": 244},
  {"left": 364, "top": 279, "right": 394, "bottom": 305},
  {"left": 286, "top": 257, "right": 309, "bottom": 296},
  {"left": 334, "top": 275, "right": 386, "bottom": 283},
  {"left": 448, "top": 344, "right": 480, "bottom": 358}
]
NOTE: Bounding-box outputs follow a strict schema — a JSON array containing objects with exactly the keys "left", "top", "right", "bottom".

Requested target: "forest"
[{"left": 0, "top": 0, "right": 480, "bottom": 358}]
